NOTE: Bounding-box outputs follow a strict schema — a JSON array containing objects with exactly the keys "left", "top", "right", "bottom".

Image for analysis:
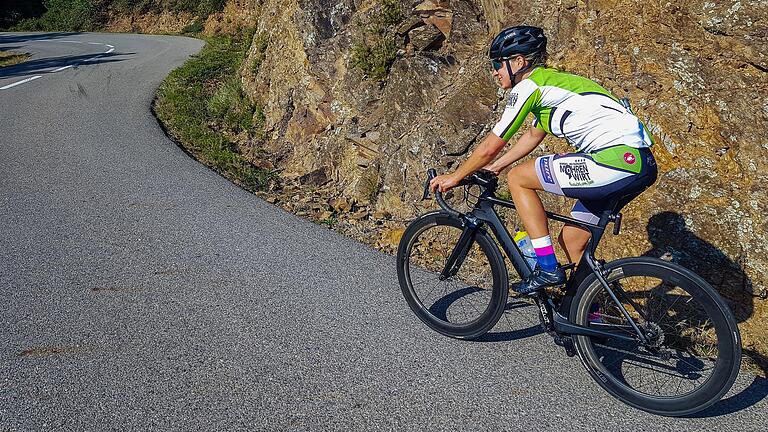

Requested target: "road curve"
[{"left": 0, "top": 32, "right": 766, "bottom": 431}]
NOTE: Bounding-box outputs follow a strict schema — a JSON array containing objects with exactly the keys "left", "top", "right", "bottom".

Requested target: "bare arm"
[
  {"left": 429, "top": 132, "right": 507, "bottom": 192},
  {"left": 485, "top": 127, "right": 546, "bottom": 174}
]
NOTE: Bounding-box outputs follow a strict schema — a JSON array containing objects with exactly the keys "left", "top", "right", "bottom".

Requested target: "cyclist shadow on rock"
[{"left": 642, "top": 211, "right": 768, "bottom": 416}]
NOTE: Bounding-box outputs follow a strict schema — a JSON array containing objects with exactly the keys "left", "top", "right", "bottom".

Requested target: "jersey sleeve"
[
  {"left": 532, "top": 116, "right": 545, "bottom": 131},
  {"left": 491, "top": 79, "right": 541, "bottom": 141}
]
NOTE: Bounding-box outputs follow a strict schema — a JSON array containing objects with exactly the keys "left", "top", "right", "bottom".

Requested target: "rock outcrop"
[
  {"left": 112, "top": 0, "right": 765, "bottom": 364},
  {"left": 230, "top": 0, "right": 766, "bottom": 362}
]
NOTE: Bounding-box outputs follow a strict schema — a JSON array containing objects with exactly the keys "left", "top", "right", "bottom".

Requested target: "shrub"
[
  {"left": 374, "top": 0, "right": 403, "bottom": 29},
  {"left": 351, "top": 37, "right": 397, "bottom": 81},
  {"left": 16, "top": 0, "right": 102, "bottom": 31},
  {"left": 350, "top": 0, "right": 404, "bottom": 80},
  {"left": 181, "top": 18, "right": 204, "bottom": 34}
]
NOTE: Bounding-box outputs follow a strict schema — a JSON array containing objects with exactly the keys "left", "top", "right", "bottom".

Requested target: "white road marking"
[
  {"left": 0, "top": 38, "right": 117, "bottom": 90},
  {"left": 0, "top": 75, "right": 42, "bottom": 90}
]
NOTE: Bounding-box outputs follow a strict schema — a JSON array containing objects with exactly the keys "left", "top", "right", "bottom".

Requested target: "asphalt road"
[{"left": 1, "top": 32, "right": 766, "bottom": 431}]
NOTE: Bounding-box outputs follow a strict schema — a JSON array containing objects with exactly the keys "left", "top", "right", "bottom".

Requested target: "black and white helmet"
[{"left": 489, "top": 25, "right": 547, "bottom": 59}]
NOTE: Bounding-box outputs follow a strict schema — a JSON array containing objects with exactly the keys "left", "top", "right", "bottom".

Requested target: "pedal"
[
  {"left": 561, "top": 336, "right": 577, "bottom": 357},
  {"left": 552, "top": 334, "right": 577, "bottom": 357}
]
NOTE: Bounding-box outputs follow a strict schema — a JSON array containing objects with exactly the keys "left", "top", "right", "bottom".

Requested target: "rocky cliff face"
[
  {"left": 115, "top": 0, "right": 765, "bottom": 363},
  {"left": 229, "top": 0, "right": 766, "bottom": 362}
]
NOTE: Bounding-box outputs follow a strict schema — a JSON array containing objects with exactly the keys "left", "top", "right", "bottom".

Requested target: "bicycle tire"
[
  {"left": 397, "top": 211, "right": 508, "bottom": 339},
  {"left": 570, "top": 256, "right": 742, "bottom": 416}
]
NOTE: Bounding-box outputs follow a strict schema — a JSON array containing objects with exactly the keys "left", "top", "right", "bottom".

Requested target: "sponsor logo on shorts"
[
  {"left": 560, "top": 160, "right": 594, "bottom": 186},
  {"left": 540, "top": 158, "right": 555, "bottom": 184},
  {"left": 624, "top": 152, "right": 636, "bottom": 165}
]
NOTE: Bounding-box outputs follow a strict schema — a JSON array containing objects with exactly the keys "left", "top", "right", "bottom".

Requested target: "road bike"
[{"left": 396, "top": 169, "right": 742, "bottom": 416}]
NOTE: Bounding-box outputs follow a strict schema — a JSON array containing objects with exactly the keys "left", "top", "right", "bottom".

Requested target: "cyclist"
[{"left": 429, "top": 25, "right": 657, "bottom": 294}]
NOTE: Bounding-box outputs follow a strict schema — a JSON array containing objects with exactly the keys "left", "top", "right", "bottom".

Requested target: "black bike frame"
[{"left": 437, "top": 183, "right": 648, "bottom": 344}]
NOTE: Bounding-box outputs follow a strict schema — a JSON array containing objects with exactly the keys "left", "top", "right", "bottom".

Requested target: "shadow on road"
[
  {"left": 688, "top": 374, "right": 768, "bottom": 418},
  {"left": 0, "top": 32, "right": 83, "bottom": 44},
  {"left": 475, "top": 300, "right": 544, "bottom": 342},
  {"left": 0, "top": 52, "right": 131, "bottom": 78},
  {"left": 474, "top": 324, "right": 544, "bottom": 342}
]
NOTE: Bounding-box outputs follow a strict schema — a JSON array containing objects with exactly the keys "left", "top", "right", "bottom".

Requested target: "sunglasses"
[{"left": 491, "top": 56, "right": 519, "bottom": 71}]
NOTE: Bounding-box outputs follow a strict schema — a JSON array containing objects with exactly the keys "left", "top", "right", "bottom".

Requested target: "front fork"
[{"left": 439, "top": 215, "right": 480, "bottom": 280}]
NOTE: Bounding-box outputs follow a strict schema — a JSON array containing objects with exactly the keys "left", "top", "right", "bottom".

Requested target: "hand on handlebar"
[
  {"left": 429, "top": 173, "right": 460, "bottom": 194},
  {"left": 481, "top": 164, "right": 501, "bottom": 176}
]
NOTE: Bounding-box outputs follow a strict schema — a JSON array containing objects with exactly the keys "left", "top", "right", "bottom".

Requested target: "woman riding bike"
[{"left": 429, "top": 25, "right": 657, "bottom": 294}]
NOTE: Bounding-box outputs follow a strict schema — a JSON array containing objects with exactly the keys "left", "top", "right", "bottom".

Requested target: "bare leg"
[
  {"left": 507, "top": 159, "right": 548, "bottom": 238},
  {"left": 558, "top": 224, "right": 592, "bottom": 264}
]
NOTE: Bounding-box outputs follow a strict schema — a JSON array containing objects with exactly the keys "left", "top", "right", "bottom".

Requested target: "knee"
[{"left": 507, "top": 166, "right": 524, "bottom": 189}]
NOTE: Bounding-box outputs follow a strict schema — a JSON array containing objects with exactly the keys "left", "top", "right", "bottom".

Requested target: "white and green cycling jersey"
[{"left": 491, "top": 67, "right": 653, "bottom": 152}]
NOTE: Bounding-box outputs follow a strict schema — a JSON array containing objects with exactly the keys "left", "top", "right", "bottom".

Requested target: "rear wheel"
[
  {"left": 570, "top": 257, "right": 741, "bottom": 416},
  {"left": 397, "top": 211, "right": 508, "bottom": 339}
]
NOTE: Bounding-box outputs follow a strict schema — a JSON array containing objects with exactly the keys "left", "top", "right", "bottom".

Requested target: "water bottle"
[{"left": 513, "top": 230, "right": 537, "bottom": 270}]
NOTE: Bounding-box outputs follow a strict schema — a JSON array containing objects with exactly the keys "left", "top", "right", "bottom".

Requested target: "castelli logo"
[{"left": 624, "top": 152, "right": 636, "bottom": 164}]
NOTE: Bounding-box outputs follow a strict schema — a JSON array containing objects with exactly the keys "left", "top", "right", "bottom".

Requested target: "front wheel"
[
  {"left": 396, "top": 211, "right": 508, "bottom": 339},
  {"left": 570, "top": 257, "right": 742, "bottom": 416}
]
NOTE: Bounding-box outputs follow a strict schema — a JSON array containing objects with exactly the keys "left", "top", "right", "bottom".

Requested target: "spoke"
[
  {"left": 582, "top": 271, "right": 731, "bottom": 399},
  {"left": 675, "top": 355, "right": 715, "bottom": 373}
]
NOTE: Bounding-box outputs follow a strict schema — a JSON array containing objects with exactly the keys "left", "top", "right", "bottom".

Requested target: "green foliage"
[
  {"left": 155, "top": 32, "right": 273, "bottom": 191},
  {"left": 351, "top": 37, "right": 397, "bottom": 81},
  {"left": 111, "top": 0, "right": 157, "bottom": 14},
  {"left": 9, "top": 0, "right": 228, "bottom": 32},
  {"left": 14, "top": 0, "right": 101, "bottom": 31},
  {"left": 495, "top": 189, "right": 512, "bottom": 201},
  {"left": 181, "top": 18, "right": 204, "bottom": 34},
  {"left": 0, "top": 1, "right": 45, "bottom": 30},
  {"left": 350, "top": 0, "right": 404, "bottom": 80},
  {"left": 167, "top": 0, "right": 225, "bottom": 15},
  {"left": 207, "top": 78, "right": 256, "bottom": 135},
  {"left": 319, "top": 215, "right": 338, "bottom": 229},
  {"left": 373, "top": 0, "right": 403, "bottom": 30}
]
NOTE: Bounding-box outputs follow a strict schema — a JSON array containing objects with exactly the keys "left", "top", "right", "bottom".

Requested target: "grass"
[
  {"left": 154, "top": 31, "right": 274, "bottom": 191},
  {"left": 0, "top": 50, "right": 30, "bottom": 68},
  {"left": 319, "top": 215, "right": 339, "bottom": 229}
]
